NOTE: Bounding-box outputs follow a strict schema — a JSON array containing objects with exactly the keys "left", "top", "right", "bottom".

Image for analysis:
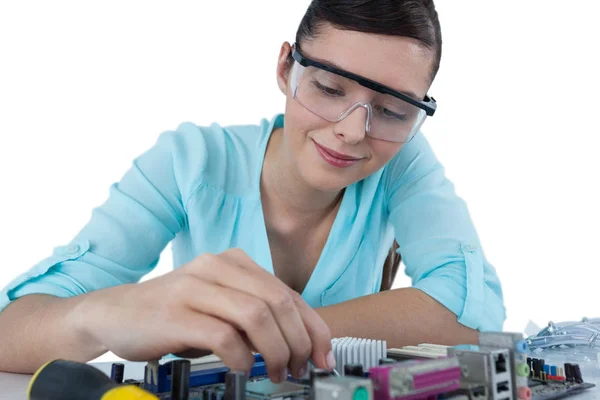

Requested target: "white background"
[{"left": 0, "top": 1, "right": 599, "bottom": 362}]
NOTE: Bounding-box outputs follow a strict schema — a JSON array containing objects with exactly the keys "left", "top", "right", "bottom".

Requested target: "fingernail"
[
  {"left": 326, "top": 351, "right": 336, "bottom": 370},
  {"left": 298, "top": 365, "right": 307, "bottom": 378}
]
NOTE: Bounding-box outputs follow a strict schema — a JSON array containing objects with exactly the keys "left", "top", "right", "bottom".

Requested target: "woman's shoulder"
[
  {"left": 164, "top": 114, "right": 277, "bottom": 167},
  {"left": 380, "top": 131, "right": 442, "bottom": 195},
  {"left": 148, "top": 114, "right": 282, "bottom": 200}
]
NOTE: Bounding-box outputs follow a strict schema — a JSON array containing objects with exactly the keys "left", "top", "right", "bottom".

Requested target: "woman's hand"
[{"left": 76, "top": 248, "right": 334, "bottom": 383}]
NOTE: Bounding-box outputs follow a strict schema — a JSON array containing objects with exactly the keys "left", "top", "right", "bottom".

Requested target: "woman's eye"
[
  {"left": 313, "top": 80, "right": 344, "bottom": 96},
  {"left": 376, "top": 106, "right": 406, "bottom": 120}
]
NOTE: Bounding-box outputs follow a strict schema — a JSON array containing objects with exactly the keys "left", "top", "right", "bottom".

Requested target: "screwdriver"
[{"left": 28, "top": 359, "right": 158, "bottom": 400}]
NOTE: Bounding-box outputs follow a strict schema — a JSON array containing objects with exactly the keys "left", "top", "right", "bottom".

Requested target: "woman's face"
[{"left": 276, "top": 24, "right": 434, "bottom": 193}]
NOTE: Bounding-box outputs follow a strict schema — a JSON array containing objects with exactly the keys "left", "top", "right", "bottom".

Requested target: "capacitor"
[
  {"left": 171, "top": 359, "right": 191, "bottom": 400},
  {"left": 344, "top": 364, "right": 364, "bottom": 377},
  {"left": 539, "top": 360, "right": 546, "bottom": 379},
  {"left": 550, "top": 365, "right": 557, "bottom": 376},
  {"left": 572, "top": 364, "right": 583, "bottom": 384},
  {"left": 532, "top": 359, "right": 541, "bottom": 378},
  {"left": 528, "top": 358, "right": 534, "bottom": 377},
  {"left": 224, "top": 371, "right": 246, "bottom": 400},
  {"left": 565, "top": 363, "right": 573, "bottom": 382},
  {"left": 110, "top": 363, "right": 124, "bottom": 383}
]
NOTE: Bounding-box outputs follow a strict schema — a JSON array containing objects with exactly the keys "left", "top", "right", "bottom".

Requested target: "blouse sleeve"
[
  {"left": 383, "top": 133, "right": 506, "bottom": 331},
  {"left": 0, "top": 123, "right": 208, "bottom": 314}
]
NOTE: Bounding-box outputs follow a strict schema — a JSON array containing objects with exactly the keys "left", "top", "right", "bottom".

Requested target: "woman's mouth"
[{"left": 313, "top": 141, "right": 362, "bottom": 168}]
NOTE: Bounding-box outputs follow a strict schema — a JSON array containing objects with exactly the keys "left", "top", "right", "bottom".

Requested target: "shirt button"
[
  {"left": 65, "top": 243, "right": 80, "bottom": 255},
  {"left": 464, "top": 244, "right": 476, "bottom": 253}
]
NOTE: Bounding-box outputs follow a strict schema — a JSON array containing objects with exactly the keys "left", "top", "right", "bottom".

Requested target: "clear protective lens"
[{"left": 290, "top": 61, "right": 427, "bottom": 143}]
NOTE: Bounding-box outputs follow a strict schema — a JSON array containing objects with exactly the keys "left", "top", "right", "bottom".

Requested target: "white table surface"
[{"left": 1, "top": 355, "right": 599, "bottom": 400}]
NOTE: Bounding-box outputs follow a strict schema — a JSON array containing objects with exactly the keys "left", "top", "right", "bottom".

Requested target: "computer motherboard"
[{"left": 105, "top": 332, "right": 594, "bottom": 400}]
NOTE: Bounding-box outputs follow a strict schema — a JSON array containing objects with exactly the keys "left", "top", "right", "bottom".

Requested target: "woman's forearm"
[
  {"left": 315, "top": 288, "right": 478, "bottom": 348},
  {"left": 0, "top": 287, "right": 477, "bottom": 374},
  {"left": 0, "top": 294, "right": 108, "bottom": 373}
]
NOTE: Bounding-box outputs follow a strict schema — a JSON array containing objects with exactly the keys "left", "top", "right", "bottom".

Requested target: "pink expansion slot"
[{"left": 369, "top": 358, "right": 461, "bottom": 400}]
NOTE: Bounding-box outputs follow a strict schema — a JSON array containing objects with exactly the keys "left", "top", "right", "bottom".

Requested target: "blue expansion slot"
[{"left": 144, "top": 354, "right": 267, "bottom": 393}]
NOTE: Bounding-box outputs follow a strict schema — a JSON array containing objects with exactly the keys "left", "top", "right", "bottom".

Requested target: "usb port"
[{"left": 497, "top": 381, "right": 510, "bottom": 393}]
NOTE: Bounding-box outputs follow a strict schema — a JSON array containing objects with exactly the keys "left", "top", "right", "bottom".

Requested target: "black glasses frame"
[{"left": 291, "top": 44, "right": 437, "bottom": 117}]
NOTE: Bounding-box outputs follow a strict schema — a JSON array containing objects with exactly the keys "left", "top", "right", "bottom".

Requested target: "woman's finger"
[
  {"left": 218, "top": 249, "right": 314, "bottom": 377},
  {"left": 172, "top": 310, "right": 255, "bottom": 374},
  {"left": 179, "top": 275, "right": 290, "bottom": 382}
]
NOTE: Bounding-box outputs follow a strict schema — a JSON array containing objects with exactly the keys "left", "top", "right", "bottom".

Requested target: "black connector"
[
  {"left": 344, "top": 364, "right": 365, "bottom": 377},
  {"left": 497, "top": 381, "right": 510, "bottom": 393},
  {"left": 472, "top": 386, "right": 486, "bottom": 398},
  {"left": 110, "top": 363, "right": 124, "bottom": 383},
  {"left": 572, "top": 364, "right": 583, "bottom": 384},
  {"left": 494, "top": 353, "right": 507, "bottom": 374},
  {"left": 171, "top": 360, "right": 191, "bottom": 400}
]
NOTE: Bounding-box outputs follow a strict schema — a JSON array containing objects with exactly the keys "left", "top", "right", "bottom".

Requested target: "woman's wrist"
[{"left": 68, "top": 291, "right": 112, "bottom": 358}]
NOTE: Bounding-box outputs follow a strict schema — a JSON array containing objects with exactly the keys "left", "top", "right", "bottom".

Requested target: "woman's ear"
[{"left": 276, "top": 42, "right": 293, "bottom": 95}]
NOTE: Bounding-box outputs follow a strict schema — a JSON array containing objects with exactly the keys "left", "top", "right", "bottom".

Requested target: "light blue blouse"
[{"left": 0, "top": 114, "right": 506, "bottom": 331}]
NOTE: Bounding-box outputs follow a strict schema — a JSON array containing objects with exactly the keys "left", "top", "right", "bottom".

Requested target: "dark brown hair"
[{"left": 295, "top": 0, "right": 442, "bottom": 83}]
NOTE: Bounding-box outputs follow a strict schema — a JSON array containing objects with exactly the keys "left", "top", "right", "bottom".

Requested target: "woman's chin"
[{"left": 300, "top": 164, "right": 357, "bottom": 193}]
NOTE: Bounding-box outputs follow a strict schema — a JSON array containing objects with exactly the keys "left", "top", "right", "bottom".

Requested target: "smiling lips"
[{"left": 313, "top": 141, "right": 362, "bottom": 168}]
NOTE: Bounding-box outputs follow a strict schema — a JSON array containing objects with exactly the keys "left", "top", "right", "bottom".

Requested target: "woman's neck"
[{"left": 261, "top": 128, "right": 343, "bottom": 232}]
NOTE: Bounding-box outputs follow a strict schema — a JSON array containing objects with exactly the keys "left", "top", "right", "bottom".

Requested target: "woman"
[{"left": 0, "top": 0, "right": 505, "bottom": 383}]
